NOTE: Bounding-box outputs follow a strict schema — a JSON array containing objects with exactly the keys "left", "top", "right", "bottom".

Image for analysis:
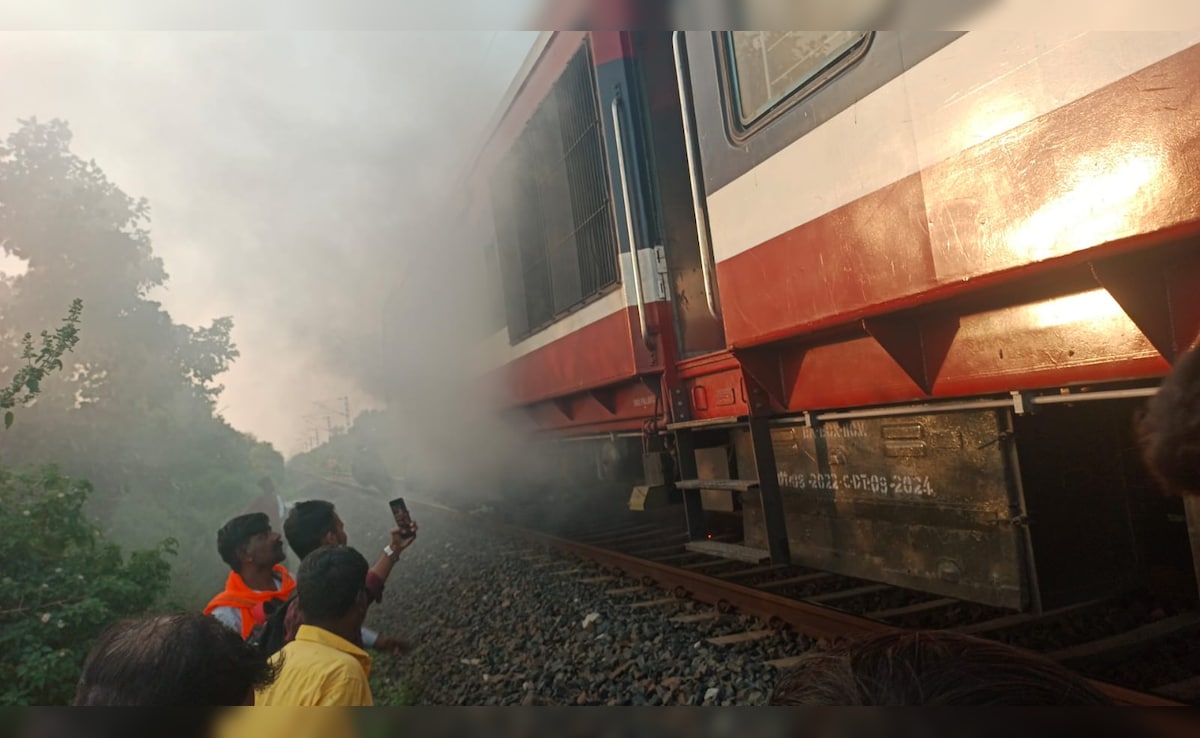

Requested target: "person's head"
[
  {"left": 284, "top": 500, "right": 347, "bottom": 560},
  {"left": 297, "top": 545, "right": 369, "bottom": 632},
  {"left": 73, "top": 612, "right": 278, "bottom": 706},
  {"left": 1138, "top": 345, "right": 1200, "bottom": 496},
  {"left": 217, "top": 512, "right": 284, "bottom": 572},
  {"left": 769, "top": 630, "right": 1111, "bottom": 706}
]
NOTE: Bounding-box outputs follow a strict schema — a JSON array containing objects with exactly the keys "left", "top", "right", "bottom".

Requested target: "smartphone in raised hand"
[{"left": 389, "top": 497, "right": 416, "bottom": 540}]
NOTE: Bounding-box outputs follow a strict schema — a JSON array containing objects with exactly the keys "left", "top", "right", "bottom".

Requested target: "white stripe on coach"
[
  {"left": 478, "top": 247, "right": 668, "bottom": 371},
  {"left": 706, "top": 31, "right": 1200, "bottom": 264}
]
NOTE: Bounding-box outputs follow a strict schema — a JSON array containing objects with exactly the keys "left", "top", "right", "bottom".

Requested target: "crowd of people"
[
  {"left": 59, "top": 345, "right": 1200, "bottom": 709},
  {"left": 72, "top": 480, "right": 418, "bottom": 708}
]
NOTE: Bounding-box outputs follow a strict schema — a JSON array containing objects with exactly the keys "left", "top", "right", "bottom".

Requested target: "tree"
[
  {"left": 0, "top": 118, "right": 279, "bottom": 605},
  {"left": 0, "top": 465, "right": 173, "bottom": 705},
  {"left": 1, "top": 299, "right": 82, "bottom": 429}
]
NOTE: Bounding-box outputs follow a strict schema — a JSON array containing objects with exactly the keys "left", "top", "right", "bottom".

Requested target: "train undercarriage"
[{"left": 530, "top": 387, "right": 1195, "bottom": 616}]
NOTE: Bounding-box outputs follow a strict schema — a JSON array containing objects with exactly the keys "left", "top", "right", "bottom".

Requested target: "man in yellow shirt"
[{"left": 255, "top": 545, "right": 375, "bottom": 706}]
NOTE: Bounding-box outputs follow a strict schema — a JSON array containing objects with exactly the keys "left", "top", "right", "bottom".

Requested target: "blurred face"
[
  {"left": 333, "top": 513, "right": 347, "bottom": 546},
  {"left": 243, "top": 528, "right": 285, "bottom": 566},
  {"left": 321, "top": 511, "right": 348, "bottom": 547}
]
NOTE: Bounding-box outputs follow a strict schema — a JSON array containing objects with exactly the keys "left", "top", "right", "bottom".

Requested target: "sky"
[{"left": 0, "top": 6, "right": 538, "bottom": 455}]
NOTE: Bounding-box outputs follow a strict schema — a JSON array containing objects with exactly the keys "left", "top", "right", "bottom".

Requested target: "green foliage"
[
  {"left": 0, "top": 118, "right": 283, "bottom": 607},
  {"left": 104, "top": 425, "right": 285, "bottom": 606},
  {"left": 0, "top": 465, "right": 174, "bottom": 706},
  {"left": 369, "top": 658, "right": 424, "bottom": 706},
  {"left": 0, "top": 299, "right": 82, "bottom": 429}
]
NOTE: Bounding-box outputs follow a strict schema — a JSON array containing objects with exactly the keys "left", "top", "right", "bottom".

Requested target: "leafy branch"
[{"left": 1, "top": 299, "right": 83, "bottom": 429}]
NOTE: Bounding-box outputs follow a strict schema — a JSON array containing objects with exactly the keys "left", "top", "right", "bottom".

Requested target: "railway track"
[
  {"left": 295, "top": 471, "right": 1188, "bottom": 706},
  {"left": 526, "top": 521, "right": 1187, "bottom": 707}
]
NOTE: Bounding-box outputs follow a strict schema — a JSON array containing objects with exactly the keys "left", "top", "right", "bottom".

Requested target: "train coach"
[{"left": 463, "top": 29, "right": 1200, "bottom": 614}]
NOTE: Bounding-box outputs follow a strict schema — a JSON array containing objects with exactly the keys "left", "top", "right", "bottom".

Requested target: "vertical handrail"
[
  {"left": 610, "top": 93, "right": 654, "bottom": 350},
  {"left": 673, "top": 31, "right": 720, "bottom": 319}
]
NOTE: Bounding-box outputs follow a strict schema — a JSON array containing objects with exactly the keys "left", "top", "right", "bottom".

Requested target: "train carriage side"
[
  {"left": 667, "top": 30, "right": 1200, "bottom": 611},
  {"left": 471, "top": 32, "right": 699, "bottom": 516}
]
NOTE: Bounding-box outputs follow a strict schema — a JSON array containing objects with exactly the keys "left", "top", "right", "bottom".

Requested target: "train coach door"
[{"left": 630, "top": 31, "right": 726, "bottom": 358}]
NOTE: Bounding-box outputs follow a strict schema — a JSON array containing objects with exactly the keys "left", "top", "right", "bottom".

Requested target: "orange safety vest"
[{"left": 203, "top": 565, "right": 297, "bottom": 640}]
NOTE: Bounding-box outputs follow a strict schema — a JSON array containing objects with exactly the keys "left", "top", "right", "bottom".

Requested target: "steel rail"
[
  {"left": 494, "top": 521, "right": 1180, "bottom": 707},
  {"left": 297, "top": 471, "right": 1181, "bottom": 707}
]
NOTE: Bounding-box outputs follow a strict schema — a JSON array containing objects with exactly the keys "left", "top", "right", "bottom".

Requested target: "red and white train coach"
[{"left": 465, "top": 29, "right": 1200, "bottom": 612}]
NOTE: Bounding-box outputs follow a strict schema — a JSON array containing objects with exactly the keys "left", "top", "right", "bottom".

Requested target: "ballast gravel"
[{"left": 323, "top": 488, "right": 812, "bottom": 706}]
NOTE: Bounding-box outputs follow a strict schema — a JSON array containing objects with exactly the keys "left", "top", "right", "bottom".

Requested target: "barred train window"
[
  {"left": 489, "top": 42, "right": 619, "bottom": 342},
  {"left": 726, "top": 32, "right": 870, "bottom": 128}
]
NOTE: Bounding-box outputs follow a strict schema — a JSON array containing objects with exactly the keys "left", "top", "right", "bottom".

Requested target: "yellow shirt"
[
  {"left": 214, "top": 708, "right": 355, "bottom": 738},
  {"left": 255, "top": 625, "right": 373, "bottom": 706}
]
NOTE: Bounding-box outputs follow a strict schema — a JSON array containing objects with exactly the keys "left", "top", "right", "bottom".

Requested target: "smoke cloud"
[{"left": 0, "top": 10, "right": 539, "bottom": 458}]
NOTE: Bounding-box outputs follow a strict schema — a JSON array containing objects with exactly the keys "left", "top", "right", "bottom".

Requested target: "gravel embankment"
[{"left": 318, "top": 485, "right": 811, "bottom": 706}]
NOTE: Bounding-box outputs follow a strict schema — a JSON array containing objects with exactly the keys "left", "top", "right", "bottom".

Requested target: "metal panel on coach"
[{"left": 733, "top": 410, "right": 1029, "bottom": 610}]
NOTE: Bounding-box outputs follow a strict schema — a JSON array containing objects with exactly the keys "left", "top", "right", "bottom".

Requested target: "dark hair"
[
  {"left": 1138, "top": 345, "right": 1200, "bottom": 495},
  {"left": 73, "top": 612, "right": 278, "bottom": 706},
  {"left": 216, "top": 513, "right": 270, "bottom": 570},
  {"left": 284, "top": 500, "right": 338, "bottom": 560},
  {"left": 297, "top": 546, "right": 369, "bottom": 623},
  {"left": 769, "top": 630, "right": 1111, "bottom": 706}
]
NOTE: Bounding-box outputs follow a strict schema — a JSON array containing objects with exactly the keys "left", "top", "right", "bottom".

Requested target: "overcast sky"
[{"left": 0, "top": 6, "right": 538, "bottom": 455}]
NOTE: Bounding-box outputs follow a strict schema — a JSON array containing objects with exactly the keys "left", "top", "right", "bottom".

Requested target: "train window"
[
  {"left": 489, "top": 41, "right": 620, "bottom": 343},
  {"left": 724, "top": 32, "right": 871, "bottom": 133}
]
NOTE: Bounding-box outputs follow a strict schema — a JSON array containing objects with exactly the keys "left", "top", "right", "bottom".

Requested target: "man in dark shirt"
[{"left": 282, "top": 499, "right": 416, "bottom": 650}]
